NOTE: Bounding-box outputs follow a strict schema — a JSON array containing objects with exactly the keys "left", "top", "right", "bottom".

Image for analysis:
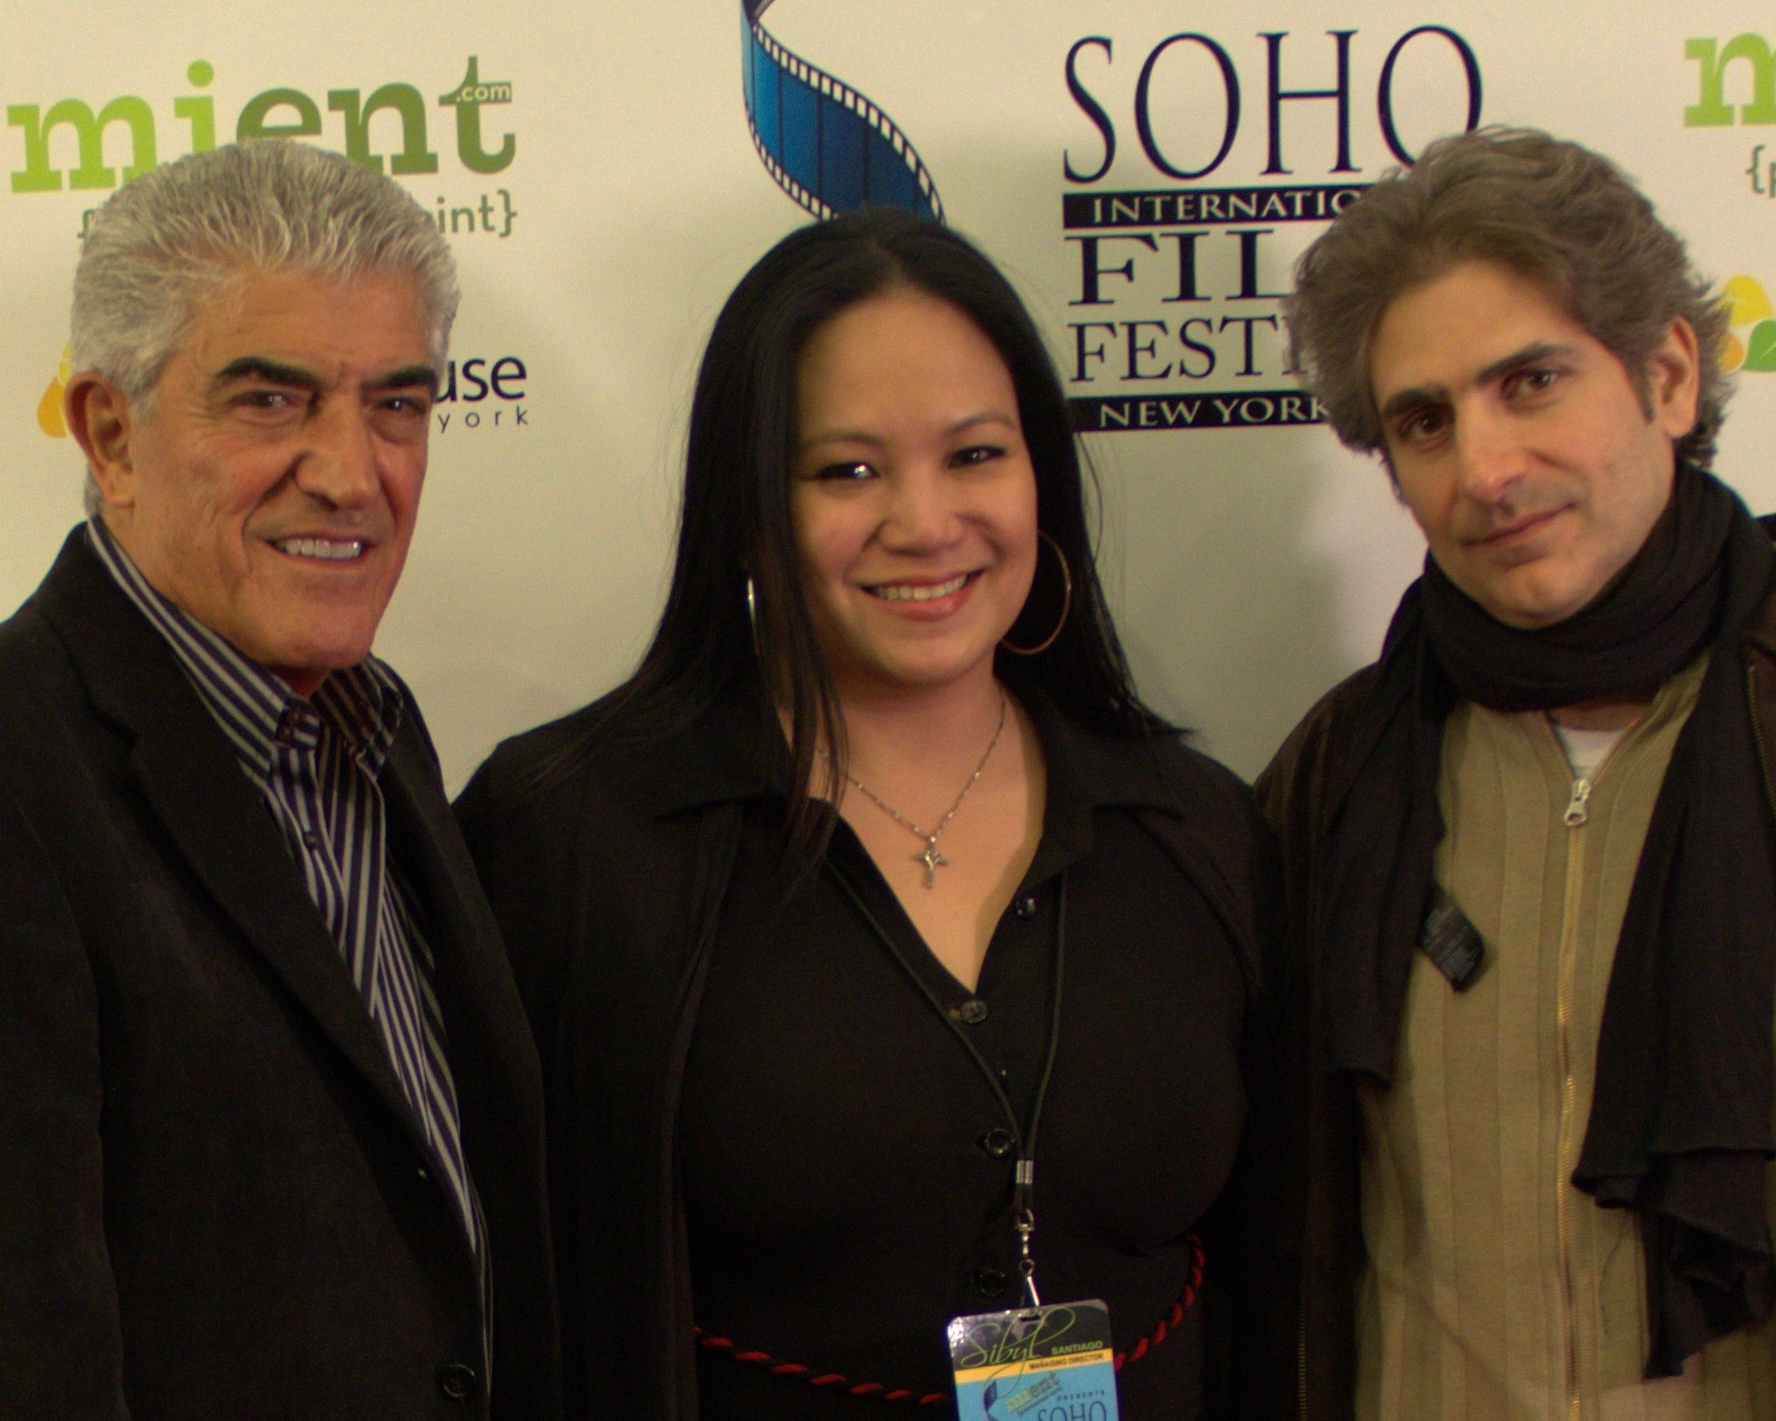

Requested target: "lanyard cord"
[{"left": 831, "top": 861, "right": 1070, "bottom": 1310}]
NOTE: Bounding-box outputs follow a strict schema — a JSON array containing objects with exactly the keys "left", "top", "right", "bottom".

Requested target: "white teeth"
[
  {"left": 275, "top": 537, "right": 365, "bottom": 561},
  {"left": 871, "top": 573, "right": 970, "bottom": 602}
]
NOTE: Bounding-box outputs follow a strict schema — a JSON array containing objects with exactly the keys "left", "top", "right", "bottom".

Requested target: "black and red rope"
[
  {"left": 1114, "top": 1233, "right": 1205, "bottom": 1371},
  {"left": 694, "top": 1233, "right": 1205, "bottom": 1406},
  {"left": 691, "top": 1330, "right": 949, "bottom": 1406}
]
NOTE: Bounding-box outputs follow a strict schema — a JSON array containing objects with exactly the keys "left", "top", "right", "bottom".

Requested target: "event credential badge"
[{"left": 947, "top": 1300, "right": 1119, "bottom": 1421}]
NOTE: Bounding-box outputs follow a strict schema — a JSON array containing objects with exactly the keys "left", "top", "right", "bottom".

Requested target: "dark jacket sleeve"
[
  {"left": 1244, "top": 673, "right": 1378, "bottom": 1421},
  {"left": 458, "top": 742, "right": 678, "bottom": 1421},
  {"left": 1208, "top": 787, "right": 1310, "bottom": 1421},
  {"left": 455, "top": 756, "right": 575, "bottom": 1377},
  {"left": 1147, "top": 748, "right": 1294, "bottom": 1421},
  {"left": 455, "top": 750, "right": 573, "bottom": 1032},
  {"left": 0, "top": 781, "right": 131, "bottom": 1420}
]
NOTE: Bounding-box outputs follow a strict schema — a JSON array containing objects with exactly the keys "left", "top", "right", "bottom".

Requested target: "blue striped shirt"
[{"left": 86, "top": 521, "right": 485, "bottom": 1276}]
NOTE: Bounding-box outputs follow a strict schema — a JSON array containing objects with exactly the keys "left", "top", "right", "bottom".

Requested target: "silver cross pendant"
[{"left": 914, "top": 839, "right": 949, "bottom": 888}]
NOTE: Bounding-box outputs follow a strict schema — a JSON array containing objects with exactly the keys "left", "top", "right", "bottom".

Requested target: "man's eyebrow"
[
  {"left": 1474, "top": 341, "right": 1570, "bottom": 389},
  {"left": 1377, "top": 342, "right": 1575, "bottom": 424},
  {"left": 368, "top": 364, "right": 441, "bottom": 395},
  {"left": 1378, "top": 382, "right": 1445, "bottom": 423},
  {"left": 213, "top": 356, "right": 322, "bottom": 389},
  {"left": 211, "top": 358, "right": 440, "bottom": 396}
]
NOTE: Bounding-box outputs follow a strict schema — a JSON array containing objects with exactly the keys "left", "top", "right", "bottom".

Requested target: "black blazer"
[
  {"left": 0, "top": 530, "right": 560, "bottom": 1421},
  {"left": 455, "top": 677, "right": 1275, "bottom": 1421}
]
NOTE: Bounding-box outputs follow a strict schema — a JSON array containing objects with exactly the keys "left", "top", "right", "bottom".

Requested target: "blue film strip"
[{"left": 741, "top": 0, "right": 944, "bottom": 222}]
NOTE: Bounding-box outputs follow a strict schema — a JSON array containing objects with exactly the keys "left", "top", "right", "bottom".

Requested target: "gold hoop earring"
[
  {"left": 745, "top": 576, "right": 760, "bottom": 656},
  {"left": 1001, "top": 531, "right": 1073, "bottom": 656}
]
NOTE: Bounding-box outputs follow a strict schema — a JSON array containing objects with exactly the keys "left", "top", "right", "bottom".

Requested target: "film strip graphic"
[{"left": 741, "top": 0, "right": 943, "bottom": 222}]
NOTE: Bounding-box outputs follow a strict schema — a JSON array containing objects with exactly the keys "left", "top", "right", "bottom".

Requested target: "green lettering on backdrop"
[
  {"left": 439, "top": 57, "right": 515, "bottom": 174},
  {"left": 236, "top": 88, "right": 323, "bottom": 142},
  {"left": 1686, "top": 35, "right": 1776, "bottom": 126},
  {"left": 174, "top": 60, "right": 217, "bottom": 153},
  {"left": 328, "top": 84, "right": 438, "bottom": 174},
  {"left": 8, "top": 58, "right": 510, "bottom": 193},
  {"left": 7, "top": 96, "right": 157, "bottom": 192}
]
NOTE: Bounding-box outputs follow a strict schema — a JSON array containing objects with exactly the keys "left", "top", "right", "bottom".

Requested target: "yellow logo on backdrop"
[
  {"left": 38, "top": 346, "right": 70, "bottom": 437},
  {"left": 1721, "top": 276, "right": 1776, "bottom": 373}
]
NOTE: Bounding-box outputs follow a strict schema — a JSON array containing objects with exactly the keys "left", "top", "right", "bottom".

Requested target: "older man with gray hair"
[{"left": 0, "top": 141, "right": 558, "bottom": 1419}]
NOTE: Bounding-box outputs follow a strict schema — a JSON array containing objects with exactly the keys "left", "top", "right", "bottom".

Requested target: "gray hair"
[
  {"left": 74, "top": 141, "right": 458, "bottom": 512},
  {"left": 1284, "top": 126, "right": 1730, "bottom": 469}
]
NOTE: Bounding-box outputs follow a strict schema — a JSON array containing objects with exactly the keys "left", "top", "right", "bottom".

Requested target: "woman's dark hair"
[{"left": 559, "top": 207, "right": 1167, "bottom": 848}]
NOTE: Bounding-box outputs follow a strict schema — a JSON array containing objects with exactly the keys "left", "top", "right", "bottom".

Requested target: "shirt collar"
[{"left": 85, "top": 519, "right": 405, "bottom": 786}]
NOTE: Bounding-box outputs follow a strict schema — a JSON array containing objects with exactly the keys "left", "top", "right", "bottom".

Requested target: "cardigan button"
[
  {"left": 438, "top": 1361, "right": 479, "bottom": 1401},
  {"left": 958, "top": 998, "right": 988, "bottom": 1025},
  {"left": 974, "top": 1267, "right": 1008, "bottom": 1298},
  {"left": 979, "top": 1128, "right": 1017, "bottom": 1159},
  {"left": 1013, "top": 896, "right": 1038, "bottom": 919}
]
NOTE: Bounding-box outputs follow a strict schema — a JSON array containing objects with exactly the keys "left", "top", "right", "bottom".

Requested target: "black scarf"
[{"left": 1323, "top": 463, "right": 1776, "bottom": 1376}]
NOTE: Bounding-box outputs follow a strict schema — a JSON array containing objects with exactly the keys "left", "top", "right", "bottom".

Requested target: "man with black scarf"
[{"left": 1256, "top": 127, "right": 1776, "bottom": 1421}]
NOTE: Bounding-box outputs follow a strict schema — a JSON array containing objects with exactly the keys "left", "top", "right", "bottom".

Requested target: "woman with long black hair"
[{"left": 456, "top": 208, "right": 1269, "bottom": 1421}]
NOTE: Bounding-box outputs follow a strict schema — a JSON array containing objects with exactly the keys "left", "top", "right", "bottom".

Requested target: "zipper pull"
[{"left": 1564, "top": 777, "right": 1592, "bottom": 827}]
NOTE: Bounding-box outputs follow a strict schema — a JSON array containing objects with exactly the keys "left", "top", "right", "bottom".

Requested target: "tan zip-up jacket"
[
  {"left": 1252, "top": 524, "right": 1776, "bottom": 1421},
  {"left": 1356, "top": 656, "right": 1776, "bottom": 1420}
]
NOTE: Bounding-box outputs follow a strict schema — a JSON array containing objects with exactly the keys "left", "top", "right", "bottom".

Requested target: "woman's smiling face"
[{"left": 791, "top": 287, "right": 1039, "bottom": 696}]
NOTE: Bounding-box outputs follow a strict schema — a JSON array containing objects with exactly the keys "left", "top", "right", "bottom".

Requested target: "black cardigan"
[{"left": 455, "top": 681, "right": 1278, "bottom": 1421}]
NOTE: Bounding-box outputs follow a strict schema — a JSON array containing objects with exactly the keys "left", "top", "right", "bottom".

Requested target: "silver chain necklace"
[{"left": 843, "top": 690, "right": 1008, "bottom": 888}]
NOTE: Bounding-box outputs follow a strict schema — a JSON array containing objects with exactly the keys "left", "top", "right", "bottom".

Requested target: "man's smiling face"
[
  {"left": 86, "top": 265, "right": 437, "bottom": 694},
  {"left": 1369, "top": 259, "right": 1700, "bottom": 629}
]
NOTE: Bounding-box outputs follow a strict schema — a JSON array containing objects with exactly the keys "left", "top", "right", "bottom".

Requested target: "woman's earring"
[
  {"left": 1000, "top": 532, "right": 1073, "bottom": 657},
  {"left": 745, "top": 576, "right": 761, "bottom": 657}
]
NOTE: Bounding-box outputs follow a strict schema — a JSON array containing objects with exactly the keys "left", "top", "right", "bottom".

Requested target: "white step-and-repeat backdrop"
[{"left": 3, "top": 2, "right": 1773, "bottom": 787}]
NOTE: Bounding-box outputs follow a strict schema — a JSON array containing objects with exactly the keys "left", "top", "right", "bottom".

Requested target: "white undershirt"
[{"left": 1552, "top": 722, "right": 1628, "bottom": 782}]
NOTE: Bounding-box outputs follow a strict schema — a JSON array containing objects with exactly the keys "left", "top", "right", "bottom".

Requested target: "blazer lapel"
[{"left": 34, "top": 531, "right": 431, "bottom": 1154}]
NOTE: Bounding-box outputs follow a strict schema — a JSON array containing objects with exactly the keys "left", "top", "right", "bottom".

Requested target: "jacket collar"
[
  {"left": 1745, "top": 515, "right": 1776, "bottom": 662},
  {"left": 638, "top": 668, "right": 1186, "bottom": 840},
  {"left": 1015, "top": 669, "right": 1179, "bottom": 859},
  {"left": 636, "top": 684, "right": 786, "bottom": 818},
  {"left": 84, "top": 517, "right": 405, "bottom": 789},
  {"left": 30, "top": 527, "right": 444, "bottom": 1160}
]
